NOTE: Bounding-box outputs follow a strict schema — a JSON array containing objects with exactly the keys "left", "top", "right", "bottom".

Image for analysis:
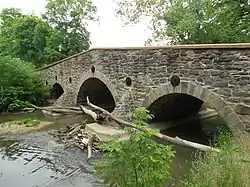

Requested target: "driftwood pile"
[{"left": 50, "top": 121, "right": 101, "bottom": 160}]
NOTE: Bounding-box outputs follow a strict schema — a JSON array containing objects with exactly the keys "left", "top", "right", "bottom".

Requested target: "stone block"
[
  {"left": 225, "top": 113, "right": 243, "bottom": 131},
  {"left": 234, "top": 103, "right": 250, "bottom": 115},
  {"left": 193, "top": 85, "right": 204, "bottom": 100},
  {"left": 218, "top": 105, "right": 234, "bottom": 119},
  {"left": 173, "top": 84, "right": 181, "bottom": 93},
  {"left": 187, "top": 83, "right": 195, "bottom": 96},
  {"left": 207, "top": 92, "right": 227, "bottom": 111},
  {"left": 162, "top": 84, "right": 170, "bottom": 95},
  {"left": 200, "top": 88, "right": 211, "bottom": 102},
  {"left": 180, "top": 82, "right": 188, "bottom": 94}
]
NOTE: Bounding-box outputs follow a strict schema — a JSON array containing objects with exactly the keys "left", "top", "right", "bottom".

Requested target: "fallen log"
[
  {"left": 79, "top": 105, "right": 98, "bottom": 121},
  {"left": 87, "top": 134, "right": 95, "bottom": 161},
  {"left": 30, "top": 104, "right": 83, "bottom": 114},
  {"left": 67, "top": 123, "right": 84, "bottom": 137},
  {"left": 45, "top": 108, "right": 83, "bottom": 114},
  {"left": 79, "top": 105, "right": 106, "bottom": 123},
  {"left": 52, "top": 123, "right": 100, "bottom": 151},
  {"left": 86, "top": 97, "right": 220, "bottom": 153}
]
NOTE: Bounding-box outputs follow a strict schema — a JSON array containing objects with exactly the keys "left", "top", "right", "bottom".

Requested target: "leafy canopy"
[
  {"left": 0, "top": 9, "right": 51, "bottom": 66},
  {"left": 42, "top": 0, "right": 97, "bottom": 57},
  {"left": 115, "top": 0, "right": 250, "bottom": 44},
  {"left": 0, "top": 0, "right": 98, "bottom": 67},
  {"left": 0, "top": 56, "right": 48, "bottom": 112},
  {"left": 94, "top": 107, "right": 176, "bottom": 187}
]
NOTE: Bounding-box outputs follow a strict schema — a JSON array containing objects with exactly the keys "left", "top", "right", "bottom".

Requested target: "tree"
[
  {"left": 0, "top": 56, "right": 48, "bottom": 112},
  {"left": 94, "top": 108, "right": 176, "bottom": 187},
  {"left": 0, "top": 8, "right": 58, "bottom": 66},
  {"left": 42, "top": 0, "right": 97, "bottom": 57},
  {"left": 0, "top": 8, "right": 22, "bottom": 58},
  {"left": 115, "top": 0, "right": 250, "bottom": 44}
]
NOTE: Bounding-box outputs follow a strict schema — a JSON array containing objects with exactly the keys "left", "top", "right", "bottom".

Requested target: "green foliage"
[
  {"left": 42, "top": 0, "right": 97, "bottom": 57},
  {"left": 16, "top": 118, "right": 40, "bottom": 127},
  {"left": 0, "top": 56, "right": 49, "bottom": 112},
  {"left": 0, "top": 8, "right": 58, "bottom": 66},
  {"left": 7, "top": 100, "right": 31, "bottom": 112},
  {"left": 94, "top": 107, "right": 176, "bottom": 187},
  {"left": 0, "top": 2, "right": 97, "bottom": 66},
  {"left": 180, "top": 131, "right": 250, "bottom": 187},
  {"left": 115, "top": 0, "right": 250, "bottom": 44}
]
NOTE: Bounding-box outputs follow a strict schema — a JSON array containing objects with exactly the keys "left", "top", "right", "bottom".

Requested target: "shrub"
[
  {"left": 0, "top": 56, "right": 49, "bottom": 112},
  {"left": 7, "top": 99, "right": 31, "bottom": 112},
  {"left": 93, "top": 107, "right": 176, "bottom": 187}
]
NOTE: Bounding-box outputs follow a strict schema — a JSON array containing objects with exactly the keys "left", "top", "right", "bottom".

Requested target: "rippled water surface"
[{"left": 0, "top": 132, "right": 103, "bottom": 187}]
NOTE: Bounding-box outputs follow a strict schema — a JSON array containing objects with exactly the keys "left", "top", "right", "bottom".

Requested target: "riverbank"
[
  {"left": 0, "top": 119, "right": 53, "bottom": 135},
  {"left": 179, "top": 134, "right": 250, "bottom": 187}
]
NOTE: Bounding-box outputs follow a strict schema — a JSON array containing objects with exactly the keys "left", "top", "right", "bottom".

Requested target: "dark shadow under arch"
[
  {"left": 142, "top": 82, "right": 240, "bottom": 144},
  {"left": 76, "top": 78, "right": 116, "bottom": 112},
  {"left": 146, "top": 92, "right": 230, "bottom": 145},
  {"left": 149, "top": 93, "right": 204, "bottom": 122},
  {"left": 51, "top": 83, "right": 64, "bottom": 100}
]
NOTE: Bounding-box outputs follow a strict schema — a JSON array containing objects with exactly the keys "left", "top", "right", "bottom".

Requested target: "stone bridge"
[{"left": 39, "top": 43, "right": 250, "bottom": 134}]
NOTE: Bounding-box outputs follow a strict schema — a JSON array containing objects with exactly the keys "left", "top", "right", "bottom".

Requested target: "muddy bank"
[{"left": 0, "top": 120, "right": 53, "bottom": 136}]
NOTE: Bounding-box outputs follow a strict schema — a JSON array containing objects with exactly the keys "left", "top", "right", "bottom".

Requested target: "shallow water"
[
  {"left": 0, "top": 110, "right": 93, "bottom": 130},
  {"left": 0, "top": 132, "right": 102, "bottom": 187},
  {"left": 0, "top": 111, "right": 219, "bottom": 187}
]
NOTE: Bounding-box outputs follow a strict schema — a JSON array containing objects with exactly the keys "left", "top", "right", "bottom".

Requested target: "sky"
[{"left": 0, "top": 0, "right": 152, "bottom": 47}]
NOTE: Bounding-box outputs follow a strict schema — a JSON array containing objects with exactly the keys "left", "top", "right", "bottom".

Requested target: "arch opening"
[
  {"left": 148, "top": 93, "right": 230, "bottom": 145},
  {"left": 77, "top": 78, "right": 116, "bottom": 112},
  {"left": 149, "top": 93, "right": 204, "bottom": 122},
  {"left": 48, "top": 83, "right": 64, "bottom": 105}
]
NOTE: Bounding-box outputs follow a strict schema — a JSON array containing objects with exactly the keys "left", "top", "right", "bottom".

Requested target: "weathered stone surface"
[
  {"left": 235, "top": 103, "right": 250, "bottom": 115},
  {"left": 39, "top": 44, "right": 250, "bottom": 132}
]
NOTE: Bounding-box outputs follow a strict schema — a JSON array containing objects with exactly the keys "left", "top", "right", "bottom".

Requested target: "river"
[{"left": 0, "top": 111, "right": 219, "bottom": 187}]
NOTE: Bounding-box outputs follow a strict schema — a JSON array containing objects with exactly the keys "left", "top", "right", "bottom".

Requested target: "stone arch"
[
  {"left": 75, "top": 70, "right": 118, "bottom": 112},
  {"left": 142, "top": 81, "right": 245, "bottom": 134}
]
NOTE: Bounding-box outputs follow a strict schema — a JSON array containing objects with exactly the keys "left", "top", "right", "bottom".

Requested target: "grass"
[
  {"left": 16, "top": 118, "right": 40, "bottom": 127},
  {"left": 180, "top": 131, "right": 250, "bottom": 187}
]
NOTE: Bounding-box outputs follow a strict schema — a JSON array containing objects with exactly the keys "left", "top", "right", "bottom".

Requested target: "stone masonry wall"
[{"left": 39, "top": 44, "right": 250, "bottom": 132}]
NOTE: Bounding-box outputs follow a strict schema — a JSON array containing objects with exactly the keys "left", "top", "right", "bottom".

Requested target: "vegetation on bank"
[
  {"left": 0, "top": 118, "right": 52, "bottom": 135},
  {"left": 0, "top": 56, "right": 48, "bottom": 112},
  {"left": 181, "top": 131, "right": 250, "bottom": 187},
  {"left": 16, "top": 118, "right": 41, "bottom": 127},
  {"left": 94, "top": 108, "right": 250, "bottom": 187},
  {"left": 94, "top": 108, "right": 176, "bottom": 187}
]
